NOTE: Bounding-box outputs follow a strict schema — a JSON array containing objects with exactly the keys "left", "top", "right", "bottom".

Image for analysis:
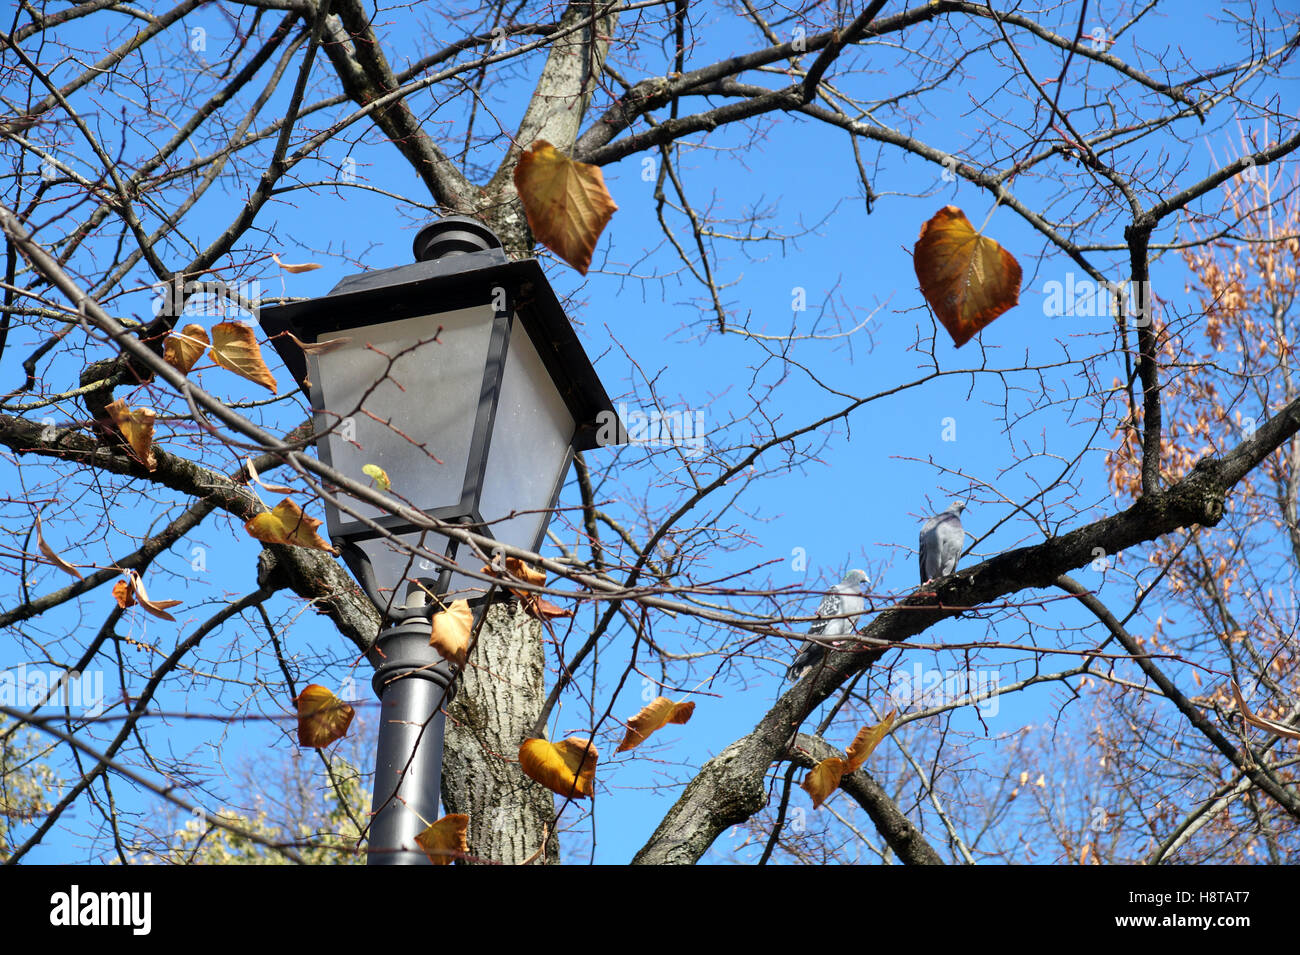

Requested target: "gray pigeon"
[
  {"left": 919, "top": 501, "right": 967, "bottom": 583},
  {"left": 786, "top": 569, "right": 870, "bottom": 681}
]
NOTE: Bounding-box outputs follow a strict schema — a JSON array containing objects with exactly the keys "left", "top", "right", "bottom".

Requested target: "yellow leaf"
[
  {"left": 33, "top": 513, "right": 82, "bottom": 580},
  {"left": 210, "top": 321, "right": 277, "bottom": 393},
  {"left": 519, "top": 736, "right": 597, "bottom": 799},
  {"left": 272, "top": 251, "right": 322, "bottom": 274},
  {"left": 616, "top": 696, "right": 696, "bottom": 752},
  {"left": 429, "top": 599, "right": 474, "bottom": 668},
  {"left": 164, "top": 323, "right": 209, "bottom": 375},
  {"left": 244, "top": 498, "right": 338, "bottom": 553},
  {"left": 513, "top": 140, "right": 618, "bottom": 275},
  {"left": 103, "top": 398, "right": 158, "bottom": 470},
  {"left": 294, "top": 683, "right": 355, "bottom": 748},
  {"left": 362, "top": 463, "right": 391, "bottom": 490},
  {"left": 843, "top": 710, "right": 896, "bottom": 773},
  {"left": 415, "top": 814, "right": 470, "bottom": 865},
  {"left": 913, "top": 205, "right": 1022, "bottom": 348},
  {"left": 801, "top": 756, "right": 847, "bottom": 809}
]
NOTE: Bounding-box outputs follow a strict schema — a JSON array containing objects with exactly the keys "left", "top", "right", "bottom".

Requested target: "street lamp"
[{"left": 259, "top": 217, "right": 622, "bottom": 864}]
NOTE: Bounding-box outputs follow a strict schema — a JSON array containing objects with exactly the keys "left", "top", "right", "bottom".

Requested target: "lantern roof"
[{"left": 259, "top": 246, "right": 618, "bottom": 452}]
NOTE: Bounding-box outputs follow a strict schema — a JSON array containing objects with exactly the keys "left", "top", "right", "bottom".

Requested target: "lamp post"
[{"left": 259, "top": 217, "right": 621, "bottom": 864}]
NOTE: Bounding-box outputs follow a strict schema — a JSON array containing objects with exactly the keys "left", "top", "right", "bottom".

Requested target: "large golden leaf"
[
  {"left": 913, "top": 205, "right": 1021, "bottom": 348},
  {"left": 843, "top": 710, "right": 896, "bottom": 773},
  {"left": 518, "top": 736, "right": 598, "bottom": 799},
  {"left": 294, "top": 683, "right": 355, "bottom": 748},
  {"left": 415, "top": 814, "right": 470, "bottom": 865},
  {"left": 513, "top": 140, "right": 618, "bottom": 275},
  {"left": 164, "top": 323, "right": 210, "bottom": 375},
  {"left": 210, "top": 321, "right": 277, "bottom": 393},
  {"left": 244, "top": 499, "right": 338, "bottom": 553},
  {"left": 103, "top": 398, "right": 158, "bottom": 470},
  {"left": 615, "top": 696, "right": 696, "bottom": 752},
  {"left": 802, "top": 712, "right": 896, "bottom": 809},
  {"left": 429, "top": 599, "right": 474, "bottom": 668}
]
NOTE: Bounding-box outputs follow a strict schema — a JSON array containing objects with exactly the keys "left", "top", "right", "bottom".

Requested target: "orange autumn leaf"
[
  {"left": 33, "top": 513, "right": 82, "bottom": 580},
  {"left": 103, "top": 398, "right": 158, "bottom": 470},
  {"left": 244, "top": 499, "right": 338, "bottom": 554},
  {"left": 530, "top": 597, "right": 574, "bottom": 620},
  {"left": 429, "top": 599, "right": 474, "bottom": 668},
  {"left": 513, "top": 140, "right": 618, "bottom": 275},
  {"left": 210, "top": 321, "right": 277, "bottom": 393},
  {"left": 164, "top": 323, "right": 210, "bottom": 375},
  {"left": 415, "top": 814, "right": 470, "bottom": 865},
  {"left": 519, "top": 736, "right": 597, "bottom": 799},
  {"left": 843, "top": 710, "right": 897, "bottom": 773},
  {"left": 294, "top": 683, "right": 355, "bottom": 748},
  {"left": 481, "top": 556, "right": 573, "bottom": 621},
  {"left": 913, "top": 205, "right": 1022, "bottom": 348},
  {"left": 118, "top": 570, "right": 182, "bottom": 621},
  {"left": 616, "top": 696, "right": 696, "bottom": 752},
  {"left": 803, "top": 712, "right": 896, "bottom": 809},
  {"left": 801, "top": 756, "right": 847, "bottom": 809}
]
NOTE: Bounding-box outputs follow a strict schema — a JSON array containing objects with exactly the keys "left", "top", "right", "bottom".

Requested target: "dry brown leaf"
[
  {"left": 1232, "top": 681, "right": 1300, "bottom": 741},
  {"left": 801, "top": 756, "right": 847, "bottom": 809},
  {"left": 103, "top": 398, "right": 158, "bottom": 470},
  {"left": 34, "top": 513, "right": 82, "bottom": 580},
  {"left": 244, "top": 499, "right": 338, "bottom": 554},
  {"left": 803, "top": 712, "right": 896, "bottom": 809},
  {"left": 276, "top": 330, "right": 352, "bottom": 356},
  {"left": 843, "top": 710, "right": 896, "bottom": 773},
  {"left": 616, "top": 696, "right": 696, "bottom": 752},
  {"left": 121, "top": 570, "right": 182, "bottom": 621},
  {"left": 913, "top": 205, "right": 1022, "bottom": 348},
  {"left": 513, "top": 140, "right": 618, "bottom": 275},
  {"left": 480, "top": 556, "right": 572, "bottom": 620},
  {"left": 112, "top": 578, "right": 134, "bottom": 609},
  {"left": 244, "top": 457, "right": 296, "bottom": 495},
  {"left": 518, "top": 736, "right": 597, "bottom": 799},
  {"left": 271, "top": 251, "right": 322, "bottom": 274},
  {"left": 210, "top": 321, "right": 278, "bottom": 393},
  {"left": 531, "top": 598, "right": 574, "bottom": 620},
  {"left": 429, "top": 599, "right": 474, "bottom": 668},
  {"left": 164, "top": 323, "right": 210, "bottom": 375},
  {"left": 415, "top": 814, "right": 470, "bottom": 865},
  {"left": 294, "top": 683, "right": 355, "bottom": 748}
]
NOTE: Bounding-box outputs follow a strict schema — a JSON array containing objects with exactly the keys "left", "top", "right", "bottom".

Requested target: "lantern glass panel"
[
  {"left": 310, "top": 305, "right": 495, "bottom": 535},
  {"left": 441, "top": 316, "right": 577, "bottom": 601}
]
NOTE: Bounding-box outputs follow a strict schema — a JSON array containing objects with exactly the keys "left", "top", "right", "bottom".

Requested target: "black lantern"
[{"left": 259, "top": 217, "right": 622, "bottom": 864}]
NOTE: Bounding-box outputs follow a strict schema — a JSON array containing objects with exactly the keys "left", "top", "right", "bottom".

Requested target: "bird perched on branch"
[
  {"left": 785, "top": 568, "right": 870, "bottom": 681},
  {"left": 919, "top": 501, "right": 967, "bottom": 584}
]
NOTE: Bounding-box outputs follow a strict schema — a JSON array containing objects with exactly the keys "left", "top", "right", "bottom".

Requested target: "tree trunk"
[{"left": 441, "top": 600, "right": 559, "bottom": 864}]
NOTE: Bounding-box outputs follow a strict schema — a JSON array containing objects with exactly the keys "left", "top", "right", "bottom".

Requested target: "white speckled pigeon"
[
  {"left": 919, "top": 501, "right": 967, "bottom": 583},
  {"left": 786, "top": 569, "right": 870, "bottom": 681}
]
